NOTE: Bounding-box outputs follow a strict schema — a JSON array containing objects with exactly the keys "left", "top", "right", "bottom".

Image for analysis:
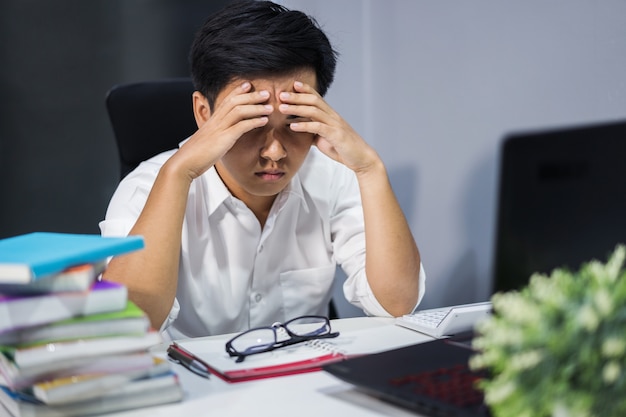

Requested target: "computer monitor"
[{"left": 492, "top": 119, "right": 626, "bottom": 293}]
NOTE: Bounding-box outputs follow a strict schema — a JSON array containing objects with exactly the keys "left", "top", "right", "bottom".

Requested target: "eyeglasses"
[{"left": 225, "top": 315, "right": 339, "bottom": 363}]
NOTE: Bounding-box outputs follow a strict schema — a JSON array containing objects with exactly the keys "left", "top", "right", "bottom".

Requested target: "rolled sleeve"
[
  {"left": 159, "top": 298, "right": 181, "bottom": 342},
  {"left": 343, "top": 262, "right": 426, "bottom": 317}
]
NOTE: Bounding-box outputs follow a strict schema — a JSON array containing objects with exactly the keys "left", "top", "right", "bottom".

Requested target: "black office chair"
[
  {"left": 104, "top": 78, "right": 340, "bottom": 319},
  {"left": 105, "top": 78, "right": 198, "bottom": 179}
]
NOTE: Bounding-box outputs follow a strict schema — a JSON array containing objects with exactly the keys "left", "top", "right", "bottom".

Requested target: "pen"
[{"left": 167, "top": 345, "right": 211, "bottom": 379}]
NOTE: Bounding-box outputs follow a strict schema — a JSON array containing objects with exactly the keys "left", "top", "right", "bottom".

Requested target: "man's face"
[{"left": 214, "top": 69, "right": 317, "bottom": 208}]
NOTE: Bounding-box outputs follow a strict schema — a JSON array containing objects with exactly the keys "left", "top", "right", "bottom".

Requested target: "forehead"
[{"left": 218, "top": 68, "right": 317, "bottom": 100}]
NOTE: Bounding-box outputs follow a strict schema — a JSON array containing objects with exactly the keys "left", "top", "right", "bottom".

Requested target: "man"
[{"left": 100, "top": 0, "right": 425, "bottom": 340}]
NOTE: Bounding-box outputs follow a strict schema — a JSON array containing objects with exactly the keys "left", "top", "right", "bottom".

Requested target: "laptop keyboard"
[{"left": 389, "top": 364, "right": 485, "bottom": 408}]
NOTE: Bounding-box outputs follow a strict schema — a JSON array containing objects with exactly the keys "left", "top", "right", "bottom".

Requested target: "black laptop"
[
  {"left": 492, "top": 119, "right": 626, "bottom": 292},
  {"left": 324, "top": 333, "right": 490, "bottom": 417}
]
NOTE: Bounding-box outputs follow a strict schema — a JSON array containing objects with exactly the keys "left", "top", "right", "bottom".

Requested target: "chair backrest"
[{"left": 105, "top": 78, "right": 197, "bottom": 179}]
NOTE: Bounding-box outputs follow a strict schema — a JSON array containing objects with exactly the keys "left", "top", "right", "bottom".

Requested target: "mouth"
[{"left": 255, "top": 170, "right": 285, "bottom": 182}]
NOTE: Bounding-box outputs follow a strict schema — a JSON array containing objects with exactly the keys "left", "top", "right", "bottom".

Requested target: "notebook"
[
  {"left": 170, "top": 324, "right": 427, "bottom": 383},
  {"left": 323, "top": 333, "right": 491, "bottom": 417},
  {"left": 170, "top": 337, "right": 347, "bottom": 383}
]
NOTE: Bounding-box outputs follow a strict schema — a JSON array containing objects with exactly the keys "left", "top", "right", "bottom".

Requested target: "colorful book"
[
  {"left": 0, "top": 351, "right": 157, "bottom": 391},
  {"left": 0, "top": 280, "right": 127, "bottom": 334},
  {"left": 32, "top": 356, "right": 171, "bottom": 405},
  {"left": 0, "top": 300, "right": 149, "bottom": 347},
  {"left": 0, "top": 261, "right": 105, "bottom": 296},
  {"left": 0, "top": 232, "right": 144, "bottom": 284},
  {"left": 0, "top": 372, "right": 183, "bottom": 417},
  {"left": 0, "top": 331, "right": 162, "bottom": 370}
]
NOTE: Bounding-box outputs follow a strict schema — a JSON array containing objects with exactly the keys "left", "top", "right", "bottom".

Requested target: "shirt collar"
[{"left": 204, "top": 167, "right": 232, "bottom": 216}]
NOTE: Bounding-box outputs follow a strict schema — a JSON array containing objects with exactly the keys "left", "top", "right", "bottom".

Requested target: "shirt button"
[
  {"left": 258, "top": 245, "right": 264, "bottom": 253},
  {"left": 255, "top": 294, "right": 263, "bottom": 302}
]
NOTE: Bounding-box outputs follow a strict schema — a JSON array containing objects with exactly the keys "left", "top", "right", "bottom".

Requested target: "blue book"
[{"left": 0, "top": 233, "right": 144, "bottom": 284}]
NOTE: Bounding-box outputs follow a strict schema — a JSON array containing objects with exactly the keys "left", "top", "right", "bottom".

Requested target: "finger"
[
  {"left": 278, "top": 102, "right": 325, "bottom": 121},
  {"left": 293, "top": 80, "right": 317, "bottom": 95},
  {"left": 226, "top": 116, "right": 269, "bottom": 138},
  {"left": 214, "top": 85, "right": 273, "bottom": 127},
  {"left": 288, "top": 120, "right": 329, "bottom": 138},
  {"left": 278, "top": 88, "right": 334, "bottom": 122},
  {"left": 278, "top": 89, "right": 320, "bottom": 107},
  {"left": 218, "top": 84, "right": 271, "bottom": 115},
  {"left": 230, "top": 102, "right": 274, "bottom": 124}
]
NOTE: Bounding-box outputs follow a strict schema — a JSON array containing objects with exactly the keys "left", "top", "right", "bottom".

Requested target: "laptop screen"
[{"left": 492, "top": 119, "right": 626, "bottom": 293}]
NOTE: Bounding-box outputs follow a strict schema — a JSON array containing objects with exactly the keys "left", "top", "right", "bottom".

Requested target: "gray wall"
[
  {"left": 0, "top": 0, "right": 229, "bottom": 238},
  {"left": 278, "top": 0, "right": 626, "bottom": 311}
]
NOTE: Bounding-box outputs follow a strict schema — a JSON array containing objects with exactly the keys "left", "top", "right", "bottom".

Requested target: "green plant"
[{"left": 470, "top": 245, "right": 626, "bottom": 417}]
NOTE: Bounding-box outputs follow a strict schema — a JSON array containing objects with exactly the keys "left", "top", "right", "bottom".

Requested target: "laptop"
[
  {"left": 492, "top": 119, "right": 626, "bottom": 292},
  {"left": 324, "top": 333, "right": 490, "bottom": 417}
]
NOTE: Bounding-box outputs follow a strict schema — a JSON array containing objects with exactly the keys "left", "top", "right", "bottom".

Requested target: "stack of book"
[{"left": 0, "top": 232, "right": 184, "bottom": 416}]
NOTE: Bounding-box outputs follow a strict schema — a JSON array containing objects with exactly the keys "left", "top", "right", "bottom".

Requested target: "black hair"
[{"left": 189, "top": 0, "right": 338, "bottom": 110}]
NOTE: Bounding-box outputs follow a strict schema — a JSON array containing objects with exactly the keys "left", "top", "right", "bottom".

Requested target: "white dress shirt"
[{"left": 100, "top": 146, "right": 425, "bottom": 341}]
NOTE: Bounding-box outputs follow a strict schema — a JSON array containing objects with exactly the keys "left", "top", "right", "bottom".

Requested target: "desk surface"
[{"left": 108, "top": 317, "right": 433, "bottom": 417}]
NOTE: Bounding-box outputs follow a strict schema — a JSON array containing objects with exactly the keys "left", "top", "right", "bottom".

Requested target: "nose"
[{"left": 260, "top": 130, "right": 287, "bottom": 162}]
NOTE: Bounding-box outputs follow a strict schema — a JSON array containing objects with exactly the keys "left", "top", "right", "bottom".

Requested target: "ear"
[{"left": 192, "top": 91, "right": 211, "bottom": 128}]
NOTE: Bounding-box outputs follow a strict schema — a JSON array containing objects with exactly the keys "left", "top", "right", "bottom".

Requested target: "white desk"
[{"left": 108, "top": 317, "right": 434, "bottom": 417}]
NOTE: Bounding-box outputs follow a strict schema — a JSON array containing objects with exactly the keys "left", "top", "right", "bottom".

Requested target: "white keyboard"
[{"left": 395, "top": 302, "right": 492, "bottom": 338}]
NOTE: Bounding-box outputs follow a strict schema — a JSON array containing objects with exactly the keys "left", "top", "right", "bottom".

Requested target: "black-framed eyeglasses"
[{"left": 225, "top": 315, "right": 339, "bottom": 363}]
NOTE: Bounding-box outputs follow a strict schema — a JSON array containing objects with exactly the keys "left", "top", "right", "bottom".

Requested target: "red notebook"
[
  {"left": 170, "top": 337, "right": 347, "bottom": 383},
  {"left": 169, "top": 324, "right": 430, "bottom": 383}
]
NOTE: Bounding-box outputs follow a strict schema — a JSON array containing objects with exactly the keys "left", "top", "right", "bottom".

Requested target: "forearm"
[
  {"left": 103, "top": 161, "right": 192, "bottom": 329},
  {"left": 356, "top": 158, "right": 421, "bottom": 317}
]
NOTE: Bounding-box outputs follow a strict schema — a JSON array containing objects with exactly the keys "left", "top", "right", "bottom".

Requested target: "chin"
[{"left": 250, "top": 183, "right": 287, "bottom": 197}]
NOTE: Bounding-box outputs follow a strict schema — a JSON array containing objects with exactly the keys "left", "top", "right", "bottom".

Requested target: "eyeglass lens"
[
  {"left": 230, "top": 328, "right": 276, "bottom": 355},
  {"left": 285, "top": 316, "right": 329, "bottom": 337}
]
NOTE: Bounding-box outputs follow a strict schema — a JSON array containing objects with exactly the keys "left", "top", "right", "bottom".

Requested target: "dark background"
[{"left": 0, "top": 0, "right": 231, "bottom": 239}]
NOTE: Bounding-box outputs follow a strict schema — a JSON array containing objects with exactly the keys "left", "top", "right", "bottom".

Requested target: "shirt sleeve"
[
  {"left": 343, "top": 262, "right": 426, "bottom": 317},
  {"left": 99, "top": 158, "right": 161, "bottom": 238},
  {"left": 327, "top": 158, "right": 426, "bottom": 317},
  {"left": 99, "top": 151, "right": 182, "bottom": 332}
]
